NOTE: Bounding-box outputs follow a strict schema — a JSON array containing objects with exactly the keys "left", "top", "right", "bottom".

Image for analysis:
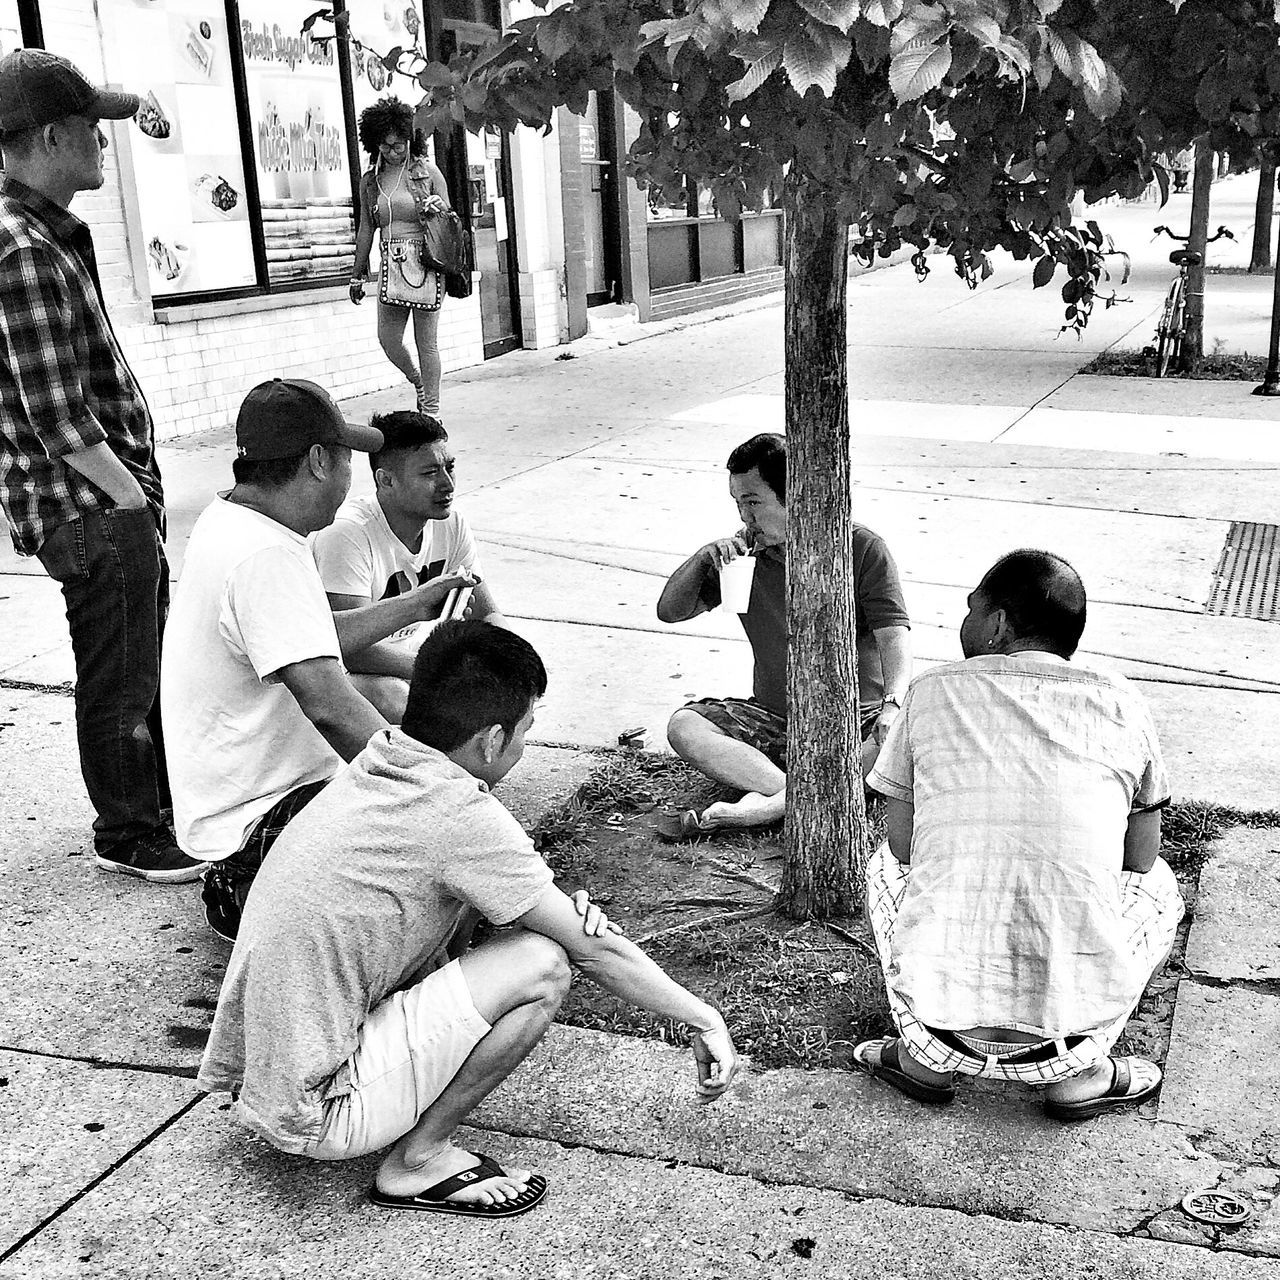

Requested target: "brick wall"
[{"left": 123, "top": 291, "right": 485, "bottom": 443}]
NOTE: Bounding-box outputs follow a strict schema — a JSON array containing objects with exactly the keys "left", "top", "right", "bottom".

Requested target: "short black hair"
[
  {"left": 727, "top": 433, "right": 785, "bottom": 502},
  {"left": 369, "top": 410, "right": 448, "bottom": 473},
  {"left": 0, "top": 125, "right": 42, "bottom": 158},
  {"left": 978, "top": 549, "right": 1087, "bottom": 658},
  {"left": 357, "top": 96, "right": 427, "bottom": 160},
  {"left": 402, "top": 620, "right": 547, "bottom": 752},
  {"left": 231, "top": 453, "right": 310, "bottom": 488}
]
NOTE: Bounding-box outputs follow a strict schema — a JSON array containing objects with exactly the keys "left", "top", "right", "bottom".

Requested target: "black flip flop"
[
  {"left": 853, "top": 1037, "right": 956, "bottom": 1105},
  {"left": 1043, "top": 1056, "right": 1162, "bottom": 1123},
  {"left": 370, "top": 1152, "right": 548, "bottom": 1217}
]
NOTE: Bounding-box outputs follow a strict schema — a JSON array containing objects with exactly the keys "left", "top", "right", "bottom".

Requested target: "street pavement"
[{"left": 3, "top": 171, "right": 1280, "bottom": 1277}]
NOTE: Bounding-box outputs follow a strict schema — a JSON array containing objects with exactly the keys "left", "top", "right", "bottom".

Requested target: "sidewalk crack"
[{"left": 0, "top": 1092, "right": 203, "bottom": 1264}]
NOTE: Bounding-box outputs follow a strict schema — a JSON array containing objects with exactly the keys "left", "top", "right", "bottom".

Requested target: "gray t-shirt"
[{"left": 197, "top": 729, "right": 553, "bottom": 1152}]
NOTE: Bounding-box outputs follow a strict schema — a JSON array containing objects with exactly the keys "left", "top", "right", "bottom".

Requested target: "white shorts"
[{"left": 302, "top": 958, "right": 491, "bottom": 1160}]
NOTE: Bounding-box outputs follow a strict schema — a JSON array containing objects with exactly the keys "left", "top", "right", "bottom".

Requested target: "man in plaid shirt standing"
[{"left": 0, "top": 50, "right": 199, "bottom": 882}]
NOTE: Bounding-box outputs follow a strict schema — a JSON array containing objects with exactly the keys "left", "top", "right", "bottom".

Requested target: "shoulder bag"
[{"left": 379, "top": 236, "right": 442, "bottom": 311}]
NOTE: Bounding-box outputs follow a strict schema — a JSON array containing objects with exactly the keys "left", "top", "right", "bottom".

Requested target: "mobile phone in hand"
[{"left": 440, "top": 584, "right": 473, "bottom": 621}]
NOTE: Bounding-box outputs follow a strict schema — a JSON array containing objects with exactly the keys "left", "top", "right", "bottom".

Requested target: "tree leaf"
[
  {"left": 727, "top": 43, "right": 784, "bottom": 100},
  {"left": 783, "top": 31, "right": 841, "bottom": 96},
  {"left": 794, "top": 0, "right": 862, "bottom": 32},
  {"left": 1046, "top": 29, "right": 1071, "bottom": 79},
  {"left": 1032, "top": 254, "right": 1056, "bottom": 288},
  {"left": 534, "top": 12, "right": 576, "bottom": 63},
  {"left": 723, "top": 0, "right": 772, "bottom": 33},
  {"left": 888, "top": 39, "right": 953, "bottom": 101},
  {"left": 862, "top": 0, "right": 905, "bottom": 28}
]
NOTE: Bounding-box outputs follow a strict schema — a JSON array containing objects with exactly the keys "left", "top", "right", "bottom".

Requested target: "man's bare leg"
[
  {"left": 667, "top": 709, "right": 784, "bottom": 827},
  {"left": 375, "top": 931, "right": 570, "bottom": 1204}
]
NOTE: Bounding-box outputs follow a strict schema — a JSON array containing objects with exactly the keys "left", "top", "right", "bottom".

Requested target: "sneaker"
[
  {"left": 96, "top": 829, "right": 205, "bottom": 884},
  {"left": 201, "top": 868, "right": 241, "bottom": 944}
]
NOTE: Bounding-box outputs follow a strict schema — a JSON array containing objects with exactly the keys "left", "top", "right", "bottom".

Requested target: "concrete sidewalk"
[{"left": 4, "top": 170, "right": 1280, "bottom": 1276}]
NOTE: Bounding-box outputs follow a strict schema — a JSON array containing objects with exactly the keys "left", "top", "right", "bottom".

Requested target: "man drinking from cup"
[{"left": 656, "top": 432, "right": 912, "bottom": 834}]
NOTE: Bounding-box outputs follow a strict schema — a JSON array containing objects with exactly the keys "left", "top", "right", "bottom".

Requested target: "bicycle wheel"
[{"left": 1155, "top": 277, "right": 1185, "bottom": 377}]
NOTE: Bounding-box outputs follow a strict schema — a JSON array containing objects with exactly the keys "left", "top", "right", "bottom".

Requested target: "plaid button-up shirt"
[{"left": 0, "top": 174, "right": 163, "bottom": 555}]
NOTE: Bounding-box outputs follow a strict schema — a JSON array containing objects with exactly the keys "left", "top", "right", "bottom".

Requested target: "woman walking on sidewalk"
[{"left": 350, "top": 97, "right": 451, "bottom": 419}]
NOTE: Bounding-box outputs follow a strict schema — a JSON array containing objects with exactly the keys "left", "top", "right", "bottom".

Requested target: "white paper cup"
[{"left": 719, "top": 555, "right": 756, "bottom": 613}]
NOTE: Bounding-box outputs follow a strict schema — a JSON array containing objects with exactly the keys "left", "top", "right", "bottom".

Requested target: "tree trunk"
[
  {"left": 777, "top": 169, "right": 864, "bottom": 920},
  {"left": 1180, "top": 139, "right": 1215, "bottom": 372},
  {"left": 1251, "top": 159, "right": 1276, "bottom": 274}
]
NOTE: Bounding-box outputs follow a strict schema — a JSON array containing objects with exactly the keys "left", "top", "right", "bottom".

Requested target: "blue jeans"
[{"left": 36, "top": 506, "right": 170, "bottom": 853}]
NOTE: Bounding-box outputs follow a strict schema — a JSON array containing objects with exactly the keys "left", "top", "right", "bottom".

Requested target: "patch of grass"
[
  {"left": 563, "top": 916, "right": 893, "bottom": 1072},
  {"left": 1161, "top": 800, "right": 1280, "bottom": 873},
  {"left": 1080, "top": 349, "right": 1269, "bottom": 380},
  {"left": 535, "top": 755, "right": 1275, "bottom": 1073}
]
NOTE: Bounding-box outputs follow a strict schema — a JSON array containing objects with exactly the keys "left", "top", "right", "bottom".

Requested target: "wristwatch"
[{"left": 880, "top": 696, "right": 902, "bottom": 713}]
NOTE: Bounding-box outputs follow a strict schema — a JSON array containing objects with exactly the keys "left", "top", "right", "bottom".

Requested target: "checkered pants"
[{"left": 866, "top": 840, "right": 1183, "bottom": 1083}]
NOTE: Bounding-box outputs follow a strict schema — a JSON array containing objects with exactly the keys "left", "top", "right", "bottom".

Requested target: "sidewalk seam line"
[{"left": 0, "top": 1092, "right": 204, "bottom": 1264}]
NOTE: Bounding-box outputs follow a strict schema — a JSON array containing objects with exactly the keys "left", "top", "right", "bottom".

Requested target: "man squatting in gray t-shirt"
[{"left": 198, "top": 620, "right": 738, "bottom": 1217}]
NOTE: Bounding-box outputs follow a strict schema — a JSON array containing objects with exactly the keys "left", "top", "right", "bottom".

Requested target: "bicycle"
[{"left": 1150, "top": 224, "right": 1234, "bottom": 376}]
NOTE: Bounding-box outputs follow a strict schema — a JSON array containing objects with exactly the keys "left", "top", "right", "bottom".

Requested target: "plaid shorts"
[
  {"left": 682, "top": 697, "right": 881, "bottom": 770},
  {"left": 865, "top": 840, "right": 1183, "bottom": 1084},
  {"left": 202, "top": 780, "right": 329, "bottom": 941}
]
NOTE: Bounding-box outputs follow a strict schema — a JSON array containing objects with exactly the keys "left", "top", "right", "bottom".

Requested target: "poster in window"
[
  {"left": 346, "top": 2, "right": 427, "bottom": 127},
  {"left": 111, "top": 0, "right": 255, "bottom": 295},
  {"left": 240, "top": 0, "right": 357, "bottom": 284},
  {"left": 0, "top": 0, "right": 22, "bottom": 59}
]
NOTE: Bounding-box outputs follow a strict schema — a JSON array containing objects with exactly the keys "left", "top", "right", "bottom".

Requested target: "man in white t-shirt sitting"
[
  {"left": 312, "top": 411, "right": 505, "bottom": 722},
  {"left": 198, "top": 620, "right": 737, "bottom": 1217},
  {"left": 162, "top": 380, "right": 476, "bottom": 942}
]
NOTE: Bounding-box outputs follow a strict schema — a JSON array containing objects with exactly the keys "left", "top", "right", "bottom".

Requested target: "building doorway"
[
  {"left": 465, "top": 123, "right": 521, "bottom": 358},
  {"left": 581, "top": 90, "right": 622, "bottom": 306}
]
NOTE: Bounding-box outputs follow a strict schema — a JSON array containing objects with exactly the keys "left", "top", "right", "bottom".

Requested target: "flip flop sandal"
[
  {"left": 852, "top": 1036, "right": 956, "bottom": 1105},
  {"left": 1043, "top": 1056, "right": 1162, "bottom": 1123},
  {"left": 654, "top": 808, "right": 717, "bottom": 842},
  {"left": 369, "top": 1152, "right": 548, "bottom": 1217}
]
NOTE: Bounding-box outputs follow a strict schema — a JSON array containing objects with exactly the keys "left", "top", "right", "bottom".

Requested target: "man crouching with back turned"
[{"left": 198, "top": 620, "right": 737, "bottom": 1216}]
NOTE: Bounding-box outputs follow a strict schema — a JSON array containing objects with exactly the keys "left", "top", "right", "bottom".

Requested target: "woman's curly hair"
[{"left": 357, "top": 96, "right": 427, "bottom": 161}]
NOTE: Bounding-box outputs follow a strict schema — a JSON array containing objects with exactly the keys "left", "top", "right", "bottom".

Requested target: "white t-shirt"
[
  {"left": 311, "top": 494, "right": 483, "bottom": 604},
  {"left": 161, "top": 498, "right": 343, "bottom": 861}
]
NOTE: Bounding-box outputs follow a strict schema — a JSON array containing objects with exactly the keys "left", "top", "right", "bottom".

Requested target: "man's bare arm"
[
  {"left": 65, "top": 442, "right": 148, "bottom": 509},
  {"left": 1122, "top": 808, "right": 1162, "bottom": 874},
  {"left": 517, "top": 885, "right": 737, "bottom": 1099},
  {"left": 276, "top": 655, "right": 387, "bottom": 761},
  {"left": 327, "top": 572, "right": 475, "bottom": 661},
  {"left": 657, "top": 535, "right": 747, "bottom": 624},
  {"left": 885, "top": 796, "right": 914, "bottom": 864}
]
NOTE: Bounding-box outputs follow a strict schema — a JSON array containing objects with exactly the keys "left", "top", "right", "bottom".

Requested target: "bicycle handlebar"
[{"left": 1153, "top": 224, "right": 1234, "bottom": 243}]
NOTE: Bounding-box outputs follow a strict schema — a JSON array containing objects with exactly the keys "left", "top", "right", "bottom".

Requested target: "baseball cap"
[
  {"left": 235, "top": 379, "right": 384, "bottom": 461},
  {"left": 0, "top": 49, "right": 139, "bottom": 134}
]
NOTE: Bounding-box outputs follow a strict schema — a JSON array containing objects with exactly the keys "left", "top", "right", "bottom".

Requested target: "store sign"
[
  {"left": 113, "top": 0, "right": 256, "bottom": 296},
  {"left": 240, "top": 0, "right": 355, "bottom": 285}
]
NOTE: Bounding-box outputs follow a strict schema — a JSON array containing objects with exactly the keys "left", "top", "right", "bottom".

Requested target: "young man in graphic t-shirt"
[
  {"left": 162, "top": 381, "right": 474, "bottom": 942},
  {"left": 312, "top": 411, "right": 506, "bottom": 721}
]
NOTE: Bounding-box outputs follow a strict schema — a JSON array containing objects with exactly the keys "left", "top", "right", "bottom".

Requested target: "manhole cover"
[
  {"left": 1206, "top": 522, "right": 1280, "bottom": 621},
  {"left": 1181, "top": 1189, "right": 1251, "bottom": 1226}
]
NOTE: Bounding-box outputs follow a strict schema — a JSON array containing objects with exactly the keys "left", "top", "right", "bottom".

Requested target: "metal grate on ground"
[{"left": 1206, "top": 522, "right": 1280, "bottom": 621}]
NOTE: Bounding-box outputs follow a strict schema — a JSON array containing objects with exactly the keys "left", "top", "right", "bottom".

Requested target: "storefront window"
[
  {"left": 346, "top": 1, "right": 425, "bottom": 127},
  {"left": 114, "top": 0, "right": 256, "bottom": 295},
  {"left": 239, "top": 0, "right": 356, "bottom": 285},
  {"left": 0, "top": 1, "right": 22, "bottom": 57}
]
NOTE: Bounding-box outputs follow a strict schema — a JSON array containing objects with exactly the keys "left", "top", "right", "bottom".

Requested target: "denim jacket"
[{"left": 358, "top": 156, "right": 449, "bottom": 234}]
